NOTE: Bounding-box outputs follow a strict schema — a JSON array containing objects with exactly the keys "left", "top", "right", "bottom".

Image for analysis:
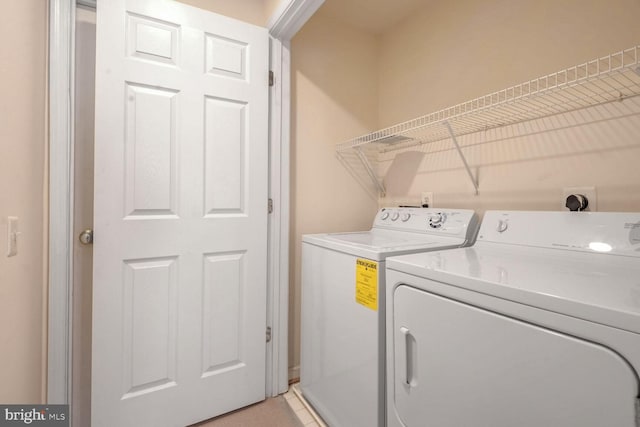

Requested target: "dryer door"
[{"left": 391, "top": 285, "right": 639, "bottom": 427}]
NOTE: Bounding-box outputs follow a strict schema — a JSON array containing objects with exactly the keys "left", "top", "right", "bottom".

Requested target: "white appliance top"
[
  {"left": 387, "top": 210, "right": 640, "bottom": 334},
  {"left": 303, "top": 208, "right": 478, "bottom": 261}
]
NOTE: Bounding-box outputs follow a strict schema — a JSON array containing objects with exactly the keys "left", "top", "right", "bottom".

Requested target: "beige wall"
[
  {"left": 377, "top": 0, "right": 640, "bottom": 213},
  {"left": 0, "top": 1, "right": 48, "bottom": 403},
  {"left": 176, "top": 0, "right": 280, "bottom": 26},
  {"left": 378, "top": 0, "right": 640, "bottom": 127},
  {"left": 289, "top": 9, "right": 379, "bottom": 371},
  {"left": 264, "top": 0, "right": 284, "bottom": 23}
]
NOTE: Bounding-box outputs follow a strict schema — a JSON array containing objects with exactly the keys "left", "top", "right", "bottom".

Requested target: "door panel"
[
  {"left": 205, "top": 34, "right": 247, "bottom": 79},
  {"left": 124, "top": 83, "right": 178, "bottom": 217},
  {"left": 93, "top": 1, "right": 269, "bottom": 425},
  {"left": 202, "top": 251, "right": 245, "bottom": 375},
  {"left": 391, "top": 285, "right": 639, "bottom": 427},
  {"left": 204, "top": 97, "right": 246, "bottom": 214},
  {"left": 121, "top": 257, "right": 178, "bottom": 399}
]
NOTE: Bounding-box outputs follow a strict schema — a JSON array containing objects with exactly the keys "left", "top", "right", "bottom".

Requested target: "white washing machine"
[
  {"left": 301, "top": 207, "right": 479, "bottom": 427},
  {"left": 386, "top": 210, "right": 640, "bottom": 427}
]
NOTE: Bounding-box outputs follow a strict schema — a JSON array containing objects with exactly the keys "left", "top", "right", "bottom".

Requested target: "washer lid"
[
  {"left": 387, "top": 244, "right": 640, "bottom": 334},
  {"left": 303, "top": 229, "right": 467, "bottom": 260}
]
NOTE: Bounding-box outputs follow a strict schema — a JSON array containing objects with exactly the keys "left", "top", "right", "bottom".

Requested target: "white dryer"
[
  {"left": 386, "top": 211, "right": 640, "bottom": 427},
  {"left": 301, "top": 207, "right": 479, "bottom": 427}
]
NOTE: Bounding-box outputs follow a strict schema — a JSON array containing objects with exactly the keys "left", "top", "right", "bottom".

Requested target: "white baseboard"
[{"left": 288, "top": 365, "right": 300, "bottom": 383}]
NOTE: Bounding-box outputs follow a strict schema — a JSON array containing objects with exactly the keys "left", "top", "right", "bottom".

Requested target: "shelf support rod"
[
  {"left": 354, "top": 147, "right": 386, "bottom": 197},
  {"left": 443, "top": 121, "right": 479, "bottom": 195}
]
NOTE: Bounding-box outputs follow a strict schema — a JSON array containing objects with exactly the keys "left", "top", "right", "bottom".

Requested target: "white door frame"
[{"left": 47, "top": 0, "right": 324, "bottom": 406}]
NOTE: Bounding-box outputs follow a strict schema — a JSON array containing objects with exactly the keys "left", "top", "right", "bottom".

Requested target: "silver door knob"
[{"left": 79, "top": 229, "right": 94, "bottom": 245}]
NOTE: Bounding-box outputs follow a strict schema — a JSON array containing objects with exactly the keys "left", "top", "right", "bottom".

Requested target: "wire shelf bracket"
[
  {"left": 354, "top": 147, "right": 386, "bottom": 196},
  {"left": 443, "top": 120, "right": 478, "bottom": 195}
]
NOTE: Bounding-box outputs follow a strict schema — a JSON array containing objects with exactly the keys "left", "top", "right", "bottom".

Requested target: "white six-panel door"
[{"left": 92, "top": 1, "right": 268, "bottom": 425}]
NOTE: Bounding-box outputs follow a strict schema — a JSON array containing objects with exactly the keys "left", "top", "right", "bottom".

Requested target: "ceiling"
[{"left": 318, "top": 0, "right": 428, "bottom": 34}]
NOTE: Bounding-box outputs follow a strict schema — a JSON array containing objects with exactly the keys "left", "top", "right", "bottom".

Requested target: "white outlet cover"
[
  {"left": 421, "top": 192, "right": 434, "bottom": 207},
  {"left": 562, "top": 186, "right": 597, "bottom": 211}
]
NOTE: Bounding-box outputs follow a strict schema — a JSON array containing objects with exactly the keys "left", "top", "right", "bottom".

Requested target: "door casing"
[{"left": 47, "top": 0, "right": 324, "bottom": 412}]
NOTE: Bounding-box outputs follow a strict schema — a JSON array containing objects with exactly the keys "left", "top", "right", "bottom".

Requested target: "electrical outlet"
[
  {"left": 562, "top": 186, "right": 597, "bottom": 211},
  {"left": 421, "top": 192, "right": 434, "bottom": 208}
]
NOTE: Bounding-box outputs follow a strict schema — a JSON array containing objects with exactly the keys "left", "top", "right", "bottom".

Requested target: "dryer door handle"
[{"left": 400, "top": 327, "right": 418, "bottom": 387}]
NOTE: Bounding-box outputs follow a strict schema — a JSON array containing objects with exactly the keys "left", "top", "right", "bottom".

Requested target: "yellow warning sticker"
[{"left": 355, "top": 258, "right": 378, "bottom": 311}]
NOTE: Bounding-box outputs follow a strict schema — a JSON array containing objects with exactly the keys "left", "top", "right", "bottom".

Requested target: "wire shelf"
[{"left": 336, "top": 46, "right": 640, "bottom": 196}]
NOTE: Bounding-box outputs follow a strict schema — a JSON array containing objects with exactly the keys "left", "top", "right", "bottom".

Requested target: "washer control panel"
[{"left": 374, "top": 207, "right": 478, "bottom": 237}]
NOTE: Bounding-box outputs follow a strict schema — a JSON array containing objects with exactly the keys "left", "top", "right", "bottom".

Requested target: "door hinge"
[
  {"left": 269, "top": 70, "right": 274, "bottom": 87},
  {"left": 266, "top": 326, "right": 272, "bottom": 343},
  {"left": 268, "top": 198, "right": 273, "bottom": 214}
]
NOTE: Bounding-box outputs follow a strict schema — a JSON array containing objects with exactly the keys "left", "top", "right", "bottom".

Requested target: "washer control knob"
[
  {"left": 401, "top": 213, "right": 411, "bottom": 222},
  {"left": 381, "top": 211, "right": 390, "bottom": 220},
  {"left": 497, "top": 220, "right": 508, "bottom": 233},
  {"left": 428, "top": 213, "right": 445, "bottom": 228},
  {"left": 391, "top": 212, "right": 400, "bottom": 221}
]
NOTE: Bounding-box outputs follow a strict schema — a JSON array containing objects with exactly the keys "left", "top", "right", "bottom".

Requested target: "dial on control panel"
[
  {"left": 391, "top": 212, "right": 400, "bottom": 221},
  {"left": 496, "top": 220, "right": 508, "bottom": 233},
  {"left": 428, "top": 213, "right": 445, "bottom": 228},
  {"left": 401, "top": 213, "right": 411, "bottom": 222}
]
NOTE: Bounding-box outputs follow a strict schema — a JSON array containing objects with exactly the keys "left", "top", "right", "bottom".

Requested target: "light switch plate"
[{"left": 7, "top": 216, "right": 19, "bottom": 257}]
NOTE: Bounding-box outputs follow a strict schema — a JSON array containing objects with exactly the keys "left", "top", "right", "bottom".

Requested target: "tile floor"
[
  {"left": 284, "top": 383, "right": 327, "bottom": 427},
  {"left": 193, "top": 396, "right": 302, "bottom": 427},
  {"left": 191, "top": 383, "right": 326, "bottom": 427}
]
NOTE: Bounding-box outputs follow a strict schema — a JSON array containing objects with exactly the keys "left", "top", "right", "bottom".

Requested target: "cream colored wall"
[
  {"left": 176, "top": 0, "right": 280, "bottom": 26},
  {"left": 0, "top": 0, "right": 47, "bottom": 403},
  {"left": 289, "top": 9, "right": 379, "bottom": 371},
  {"left": 264, "top": 0, "right": 284, "bottom": 23},
  {"left": 377, "top": 0, "right": 640, "bottom": 213},
  {"left": 378, "top": 0, "right": 640, "bottom": 126}
]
